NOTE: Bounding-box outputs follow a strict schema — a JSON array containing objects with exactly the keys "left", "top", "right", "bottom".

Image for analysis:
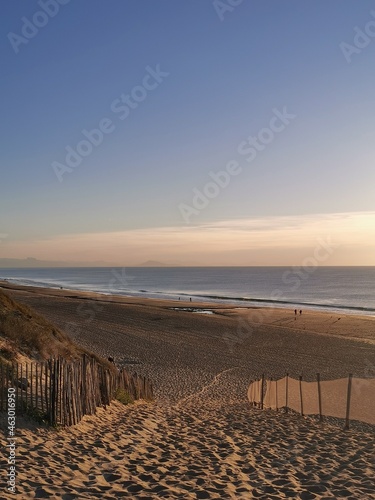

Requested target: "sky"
[{"left": 1, "top": 0, "right": 375, "bottom": 266}]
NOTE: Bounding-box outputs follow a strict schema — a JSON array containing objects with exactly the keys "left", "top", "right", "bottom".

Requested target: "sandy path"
[{"left": 2, "top": 369, "right": 374, "bottom": 499}]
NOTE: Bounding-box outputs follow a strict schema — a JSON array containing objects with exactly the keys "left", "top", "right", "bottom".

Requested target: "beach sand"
[{"left": 1, "top": 282, "right": 374, "bottom": 499}]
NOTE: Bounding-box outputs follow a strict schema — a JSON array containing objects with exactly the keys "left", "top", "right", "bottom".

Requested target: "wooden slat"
[
  {"left": 35, "top": 363, "right": 39, "bottom": 416},
  {"left": 30, "top": 363, "right": 33, "bottom": 410},
  {"left": 20, "top": 363, "right": 24, "bottom": 411},
  {"left": 45, "top": 361, "right": 49, "bottom": 417},
  {"left": 25, "top": 363, "right": 29, "bottom": 410},
  {"left": 0, "top": 363, "right": 4, "bottom": 411},
  {"left": 40, "top": 362, "right": 44, "bottom": 415}
]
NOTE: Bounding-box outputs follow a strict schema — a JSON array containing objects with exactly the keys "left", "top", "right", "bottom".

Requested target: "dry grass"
[{"left": 0, "top": 290, "right": 114, "bottom": 371}]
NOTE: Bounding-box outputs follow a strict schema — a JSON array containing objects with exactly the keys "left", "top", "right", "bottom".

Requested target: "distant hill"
[
  {"left": 137, "top": 260, "right": 168, "bottom": 267},
  {"left": 0, "top": 257, "right": 112, "bottom": 268},
  {"left": 0, "top": 257, "right": 170, "bottom": 269}
]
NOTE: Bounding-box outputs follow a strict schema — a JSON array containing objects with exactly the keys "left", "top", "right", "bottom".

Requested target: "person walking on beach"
[
  {"left": 294, "top": 309, "right": 297, "bottom": 316},
  {"left": 299, "top": 309, "right": 302, "bottom": 315}
]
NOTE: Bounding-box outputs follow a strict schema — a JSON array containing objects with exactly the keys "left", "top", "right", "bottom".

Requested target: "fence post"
[
  {"left": 252, "top": 379, "right": 258, "bottom": 407},
  {"left": 285, "top": 373, "right": 289, "bottom": 413},
  {"left": 45, "top": 361, "right": 49, "bottom": 417},
  {"left": 316, "top": 373, "right": 323, "bottom": 422},
  {"left": 299, "top": 375, "right": 304, "bottom": 416},
  {"left": 25, "top": 363, "right": 29, "bottom": 410},
  {"left": 10, "top": 363, "right": 15, "bottom": 402},
  {"left": 268, "top": 377, "right": 273, "bottom": 409},
  {"left": 275, "top": 378, "right": 278, "bottom": 411},
  {"left": 35, "top": 363, "right": 39, "bottom": 418},
  {"left": 344, "top": 374, "right": 353, "bottom": 430},
  {"left": 0, "top": 363, "right": 4, "bottom": 411},
  {"left": 56, "top": 358, "right": 60, "bottom": 425},
  {"left": 40, "top": 363, "right": 44, "bottom": 415},
  {"left": 49, "top": 359, "right": 57, "bottom": 426},
  {"left": 20, "top": 364, "right": 24, "bottom": 411},
  {"left": 59, "top": 357, "right": 63, "bottom": 426},
  {"left": 30, "top": 363, "right": 33, "bottom": 411},
  {"left": 260, "top": 374, "right": 265, "bottom": 409}
]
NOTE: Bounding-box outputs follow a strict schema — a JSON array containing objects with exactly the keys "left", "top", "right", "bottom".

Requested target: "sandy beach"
[
  {"left": 1, "top": 282, "right": 375, "bottom": 499},
  {"left": 3, "top": 0, "right": 375, "bottom": 498}
]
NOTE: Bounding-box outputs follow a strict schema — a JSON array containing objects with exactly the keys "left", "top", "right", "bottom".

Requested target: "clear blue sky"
[{"left": 1, "top": 0, "right": 374, "bottom": 264}]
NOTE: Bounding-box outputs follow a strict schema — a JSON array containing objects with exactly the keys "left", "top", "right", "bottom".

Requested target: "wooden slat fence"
[
  {"left": 0, "top": 355, "right": 153, "bottom": 427},
  {"left": 247, "top": 373, "right": 375, "bottom": 429}
]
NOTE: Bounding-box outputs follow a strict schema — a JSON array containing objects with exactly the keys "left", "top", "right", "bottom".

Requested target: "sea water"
[{"left": 0, "top": 267, "right": 374, "bottom": 316}]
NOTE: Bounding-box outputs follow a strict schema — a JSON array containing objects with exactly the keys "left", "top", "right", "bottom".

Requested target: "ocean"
[{"left": 0, "top": 266, "right": 374, "bottom": 317}]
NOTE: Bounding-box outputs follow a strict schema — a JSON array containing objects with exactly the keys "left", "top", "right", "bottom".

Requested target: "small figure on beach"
[
  {"left": 190, "top": 297, "right": 192, "bottom": 302},
  {"left": 294, "top": 309, "right": 297, "bottom": 316},
  {"left": 299, "top": 310, "right": 302, "bottom": 315}
]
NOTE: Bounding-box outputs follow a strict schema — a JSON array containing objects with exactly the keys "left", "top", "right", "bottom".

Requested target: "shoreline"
[
  {"left": 0, "top": 278, "right": 374, "bottom": 319},
  {"left": 1, "top": 280, "right": 375, "bottom": 347}
]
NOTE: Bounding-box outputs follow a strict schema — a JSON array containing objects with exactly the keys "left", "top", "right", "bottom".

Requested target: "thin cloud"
[{"left": 1, "top": 212, "right": 374, "bottom": 266}]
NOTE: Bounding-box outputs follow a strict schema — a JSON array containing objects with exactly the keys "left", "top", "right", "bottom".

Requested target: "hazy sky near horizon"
[{"left": 1, "top": 0, "right": 375, "bottom": 265}]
